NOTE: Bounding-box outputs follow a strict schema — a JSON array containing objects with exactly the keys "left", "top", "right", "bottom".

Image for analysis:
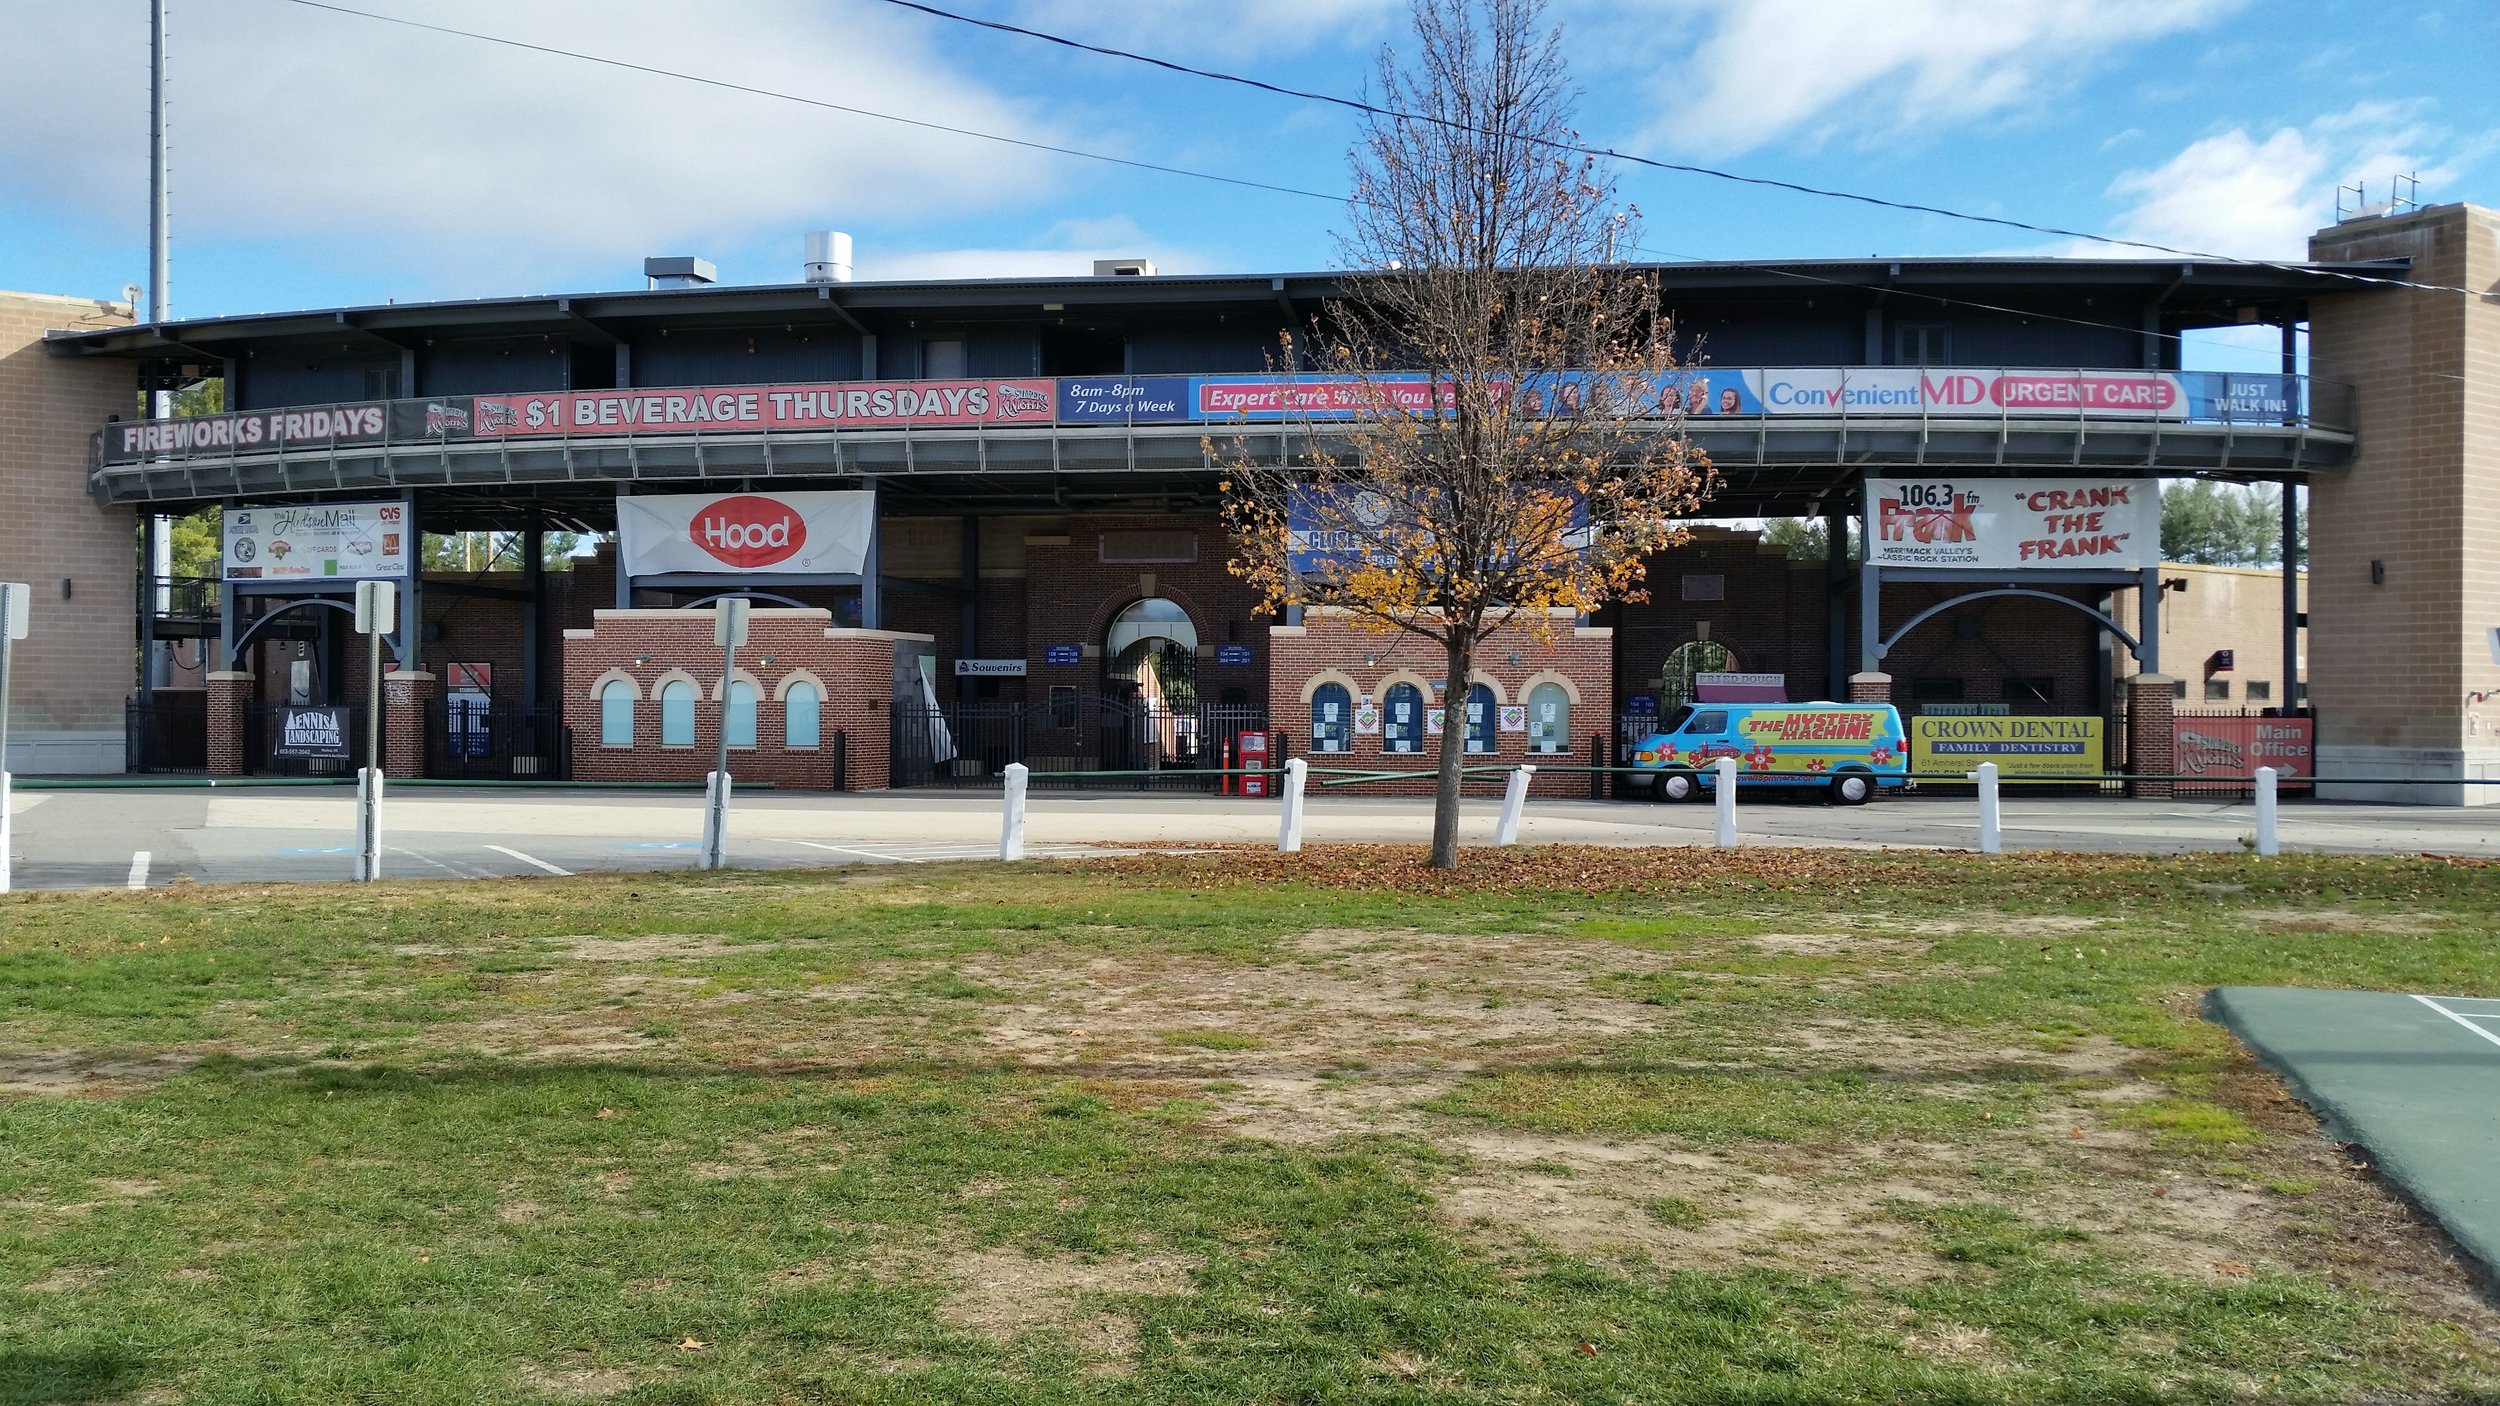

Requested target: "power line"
[
  {"left": 277, "top": 0, "right": 1344, "bottom": 207},
  {"left": 871, "top": 0, "right": 2473, "bottom": 300}
]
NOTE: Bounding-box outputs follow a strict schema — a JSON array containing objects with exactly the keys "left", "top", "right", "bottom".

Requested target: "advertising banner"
[
  {"left": 1864, "top": 476, "right": 2159, "bottom": 571},
  {"left": 1910, "top": 715, "right": 2104, "bottom": 781},
  {"left": 272, "top": 705, "right": 351, "bottom": 761},
  {"left": 223, "top": 499, "right": 411, "bottom": 581},
  {"left": 1057, "top": 376, "right": 1192, "bottom": 423},
  {"left": 472, "top": 378, "right": 1055, "bottom": 438},
  {"left": 2174, "top": 716, "right": 2314, "bottom": 791},
  {"left": 1195, "top": 373, "right": 1451, "bottom": 421},
  {"left": 106, "top": 402, "right": 393, "bottom": 463},
  {"left": 1755, "top": 368, "right": 2186, "bottom": 418},
  {"left": 617, "top": 490, "right": 874, "bottom": 577}
]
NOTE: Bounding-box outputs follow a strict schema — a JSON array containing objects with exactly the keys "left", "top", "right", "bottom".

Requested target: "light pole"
[
  {"left": 353, "top": 580, "right": 396, "bottom": 881},
  {"left": 702, "top": 597, "right": 750, "bottom": 870}
]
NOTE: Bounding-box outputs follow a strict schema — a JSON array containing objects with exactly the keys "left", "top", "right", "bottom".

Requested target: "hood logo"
[{"left": 692, "top": 495, "right": 806, "bottom": 568}]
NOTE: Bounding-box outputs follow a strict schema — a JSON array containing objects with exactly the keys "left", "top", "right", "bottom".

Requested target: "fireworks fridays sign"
[{"left": 1863, "top": 477, "right": 2159, "bottom": 571}]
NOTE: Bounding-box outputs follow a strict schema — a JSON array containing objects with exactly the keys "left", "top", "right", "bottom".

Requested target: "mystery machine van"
[{"left": 1631, "top": 701, "right": 1909, "bottom": 805}]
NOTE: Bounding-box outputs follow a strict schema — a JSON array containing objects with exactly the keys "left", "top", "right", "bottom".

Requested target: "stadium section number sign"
[
  {"left": 223, "top": 499, "right": 410, "bottom": 581},
  {"left": 1864, "top": 477, "right": 2158, "bottom": 571},
  {"left": 617, "top": 491, "right": 874, "bottom": 576}
]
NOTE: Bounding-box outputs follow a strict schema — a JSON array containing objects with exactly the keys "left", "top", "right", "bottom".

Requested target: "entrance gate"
[{"left": 893, "top": 696, "right": 1267, "bottom": 789}]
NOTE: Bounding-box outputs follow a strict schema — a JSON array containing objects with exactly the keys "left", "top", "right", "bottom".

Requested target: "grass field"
[{"left": 5, "top": 846, "right": 2499, "bottom": 1404}]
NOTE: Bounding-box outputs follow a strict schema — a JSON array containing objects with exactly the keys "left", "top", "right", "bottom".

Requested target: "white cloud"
[
  {"left": 859, "top": 217, "right": 1207, "bottom": 281},
  {"left": 2099, "top": 101, "right": 2459, "bottom": 260},
  {"left": 0, "top": 0, "right": 1103, "bottom": 295},
  {"left": 1007, "top": 0, "right": 1401, "bottom": 60},
  {"left": 1617, "top": 0, "right": 2243, "bottom": 157}
]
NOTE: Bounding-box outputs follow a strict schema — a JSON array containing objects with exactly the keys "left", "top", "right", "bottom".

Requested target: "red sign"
[
  {"left": 468, "top": 378, "right": 1056, "bottom": 438},
  {"left": 1237, "top": 731, "right": 1271, "bottom": 797},
  {"left": 2174, "top": 716, "right": 2314, "bottom": 791},
  {"left": 690, "top": 495, "right": 808, "bottom": 568}
]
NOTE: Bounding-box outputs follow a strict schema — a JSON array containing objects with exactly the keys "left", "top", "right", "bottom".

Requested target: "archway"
[
  {"left": 1104, "top": 598, "right": 1200, "bottom": 765},
  {"left": 1657, "top": 640, "right": 1734, "bottom": 715}
]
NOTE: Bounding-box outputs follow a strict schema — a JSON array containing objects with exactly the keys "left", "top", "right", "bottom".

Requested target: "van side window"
[{"left": 1686, "top": 710, "right": 1728, "bottom": 734}]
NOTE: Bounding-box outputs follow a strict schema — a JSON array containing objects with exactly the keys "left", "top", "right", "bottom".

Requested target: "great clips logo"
[{"left": 692, "top": 496, "right": 806, "bottom": 568}]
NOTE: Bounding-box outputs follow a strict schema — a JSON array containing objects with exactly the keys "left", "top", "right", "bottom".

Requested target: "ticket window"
[
  {"left": 1384, "top": 682, "right": 1424, "bottom": 754},
  {"left": 1311, "top": 682, "right": 1352, "bottom": 754},
  {"left": 1527, "top": 682, "right": 1570, "bottom": 755},
  {"left": 1464, "top": 683, "right": 1496, "bottom": 754}
]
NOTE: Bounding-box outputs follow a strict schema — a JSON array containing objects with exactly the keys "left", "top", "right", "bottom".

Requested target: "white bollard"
[
  {"left": 1278, "top": 756, "right": 1308, "bottom": 854},
  {"left": 1970, "top": 762, "right": 2002, "bottom": 854},
  {"left": 0, "top": 769, "right": 11, "bottom": 894},
  {"left": 701, "top": 771, "right": 733, "bottom": 870},
  {"left": 1713, "top": 755, "right": 1738, "bottom": 848},
  {"left": 1000, "top": 762, "right": 1029, "bottom": 861},
  {"left": 1494, "top": 764, "right": 1535, "bottom": 846},
  {"left": 357, "top": 767, "right": 385, "bottom": 881},
  {"left": 2255, "top": 766, "right": 2279, "bottom": 856}
]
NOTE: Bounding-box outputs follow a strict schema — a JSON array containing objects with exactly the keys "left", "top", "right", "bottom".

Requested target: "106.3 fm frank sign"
[{"left": 1864, "top": 477, "right": 2159, "bottom": 572}]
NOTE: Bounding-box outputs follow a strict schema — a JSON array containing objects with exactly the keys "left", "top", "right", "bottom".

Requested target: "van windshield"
[{"left": 1686, "top": 710, "right": 1729, "bottom": 734}]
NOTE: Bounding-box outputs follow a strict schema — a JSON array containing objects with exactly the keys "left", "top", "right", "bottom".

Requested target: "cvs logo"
[{"left": 692, "top": 495, "right": 807, "bottom": 568}]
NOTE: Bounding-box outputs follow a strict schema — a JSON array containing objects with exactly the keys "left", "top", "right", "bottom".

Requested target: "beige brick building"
[
  {"left": 2307, "top": 203, "right": 2500, "bottom": 803},
  {"left": 2114, "top": 563, "right": 2308, "bottom": 709},
  {"left": 0, "top": 291, "right": 137, "bottom": 772}
]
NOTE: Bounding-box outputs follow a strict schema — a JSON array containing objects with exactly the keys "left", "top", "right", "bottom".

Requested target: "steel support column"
[
  {"left": 1824, "top": 509, "right": 1849, "bottom": 699},
  {"left": 2282, "top": 479, "right": 2301, "bottom": 710},
  {"left": 1858, "top": 560, "right": 1883, "bottom": 674},
  {"left": 859, "top": 479, "right": 881, "bottom": 631},
  {"left": 2138, "top": 565, "right": 2162, "bottom": 678},
  {"left": 522, "top": 517, "right": 543, "bottom": 712}
]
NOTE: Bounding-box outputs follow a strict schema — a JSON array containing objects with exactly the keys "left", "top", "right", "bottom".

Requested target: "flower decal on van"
[
  {"left": 1868, "top": 745, "right": 1896, "bottom": 766},
  {"left": 1746, "top": 745, "right": 1778, "bottom": 771},
  {"left": 1804, "top": 757, "right": 1829, "bottom": 774}
]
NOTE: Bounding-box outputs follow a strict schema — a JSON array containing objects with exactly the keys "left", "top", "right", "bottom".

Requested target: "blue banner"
[{"left": 1056, "top": 376, "right": 1193, "bottom": 423}]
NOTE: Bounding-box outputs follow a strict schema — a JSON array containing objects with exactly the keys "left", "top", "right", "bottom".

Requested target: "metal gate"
[
  {"left": 892, "top": 696, "right": 1266, "bottom": 790},
  {"left": 126, "top": 694, "right": 209, "bottom": 773},
  {"left": 424, "top": 702, "right": 572, "bottom": 781}
]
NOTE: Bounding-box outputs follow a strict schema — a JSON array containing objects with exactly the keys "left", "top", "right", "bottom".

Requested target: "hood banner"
[{"left": 617, "top": 490, "right": 875, "bottom": 577}]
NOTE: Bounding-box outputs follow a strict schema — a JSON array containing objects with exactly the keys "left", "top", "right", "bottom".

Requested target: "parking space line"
[
  {"left": 127, "top": 852, "right": 149, "bottom": 890},
  {"left": 2410, "top": 995, "right": 2500, "bottom": 1052},
  {"left": 773, "top": 838, "right": 926, "bottom": 863},
  {"left": 483, "top": 844, "right": 571, "bottom": 876}
]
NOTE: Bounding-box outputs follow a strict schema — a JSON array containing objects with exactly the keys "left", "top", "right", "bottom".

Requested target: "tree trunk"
[{"left": 1430, "top": 632, "right": 1473, "bottom": 869}]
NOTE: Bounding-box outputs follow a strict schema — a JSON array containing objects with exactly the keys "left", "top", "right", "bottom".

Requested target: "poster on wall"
[
  {"left": 617, "top": 490, "right": 874, "bottom": 576},
  {"left": 1909, "top": 715, "right": 2104, "bottom": 782},
  {"left": 2175, "top": 716, "right": 2314, "bottom": 791},
  {"left": 271, "top": 705, "right": 351, "bottom": 760},
  {"left": 223, "top": 499, "right": 411, "bottom": 581},
  {"left": 1863, "top": 477, "right": 2159, "bottom": 571}
]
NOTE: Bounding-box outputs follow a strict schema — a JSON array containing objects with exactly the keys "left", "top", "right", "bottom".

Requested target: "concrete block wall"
[
  {"left": 1266, "top": 608, "right": 1613, "bottom": 798},
  {"left": 0, "top": 291, "right": 137, "bottom": 772}
]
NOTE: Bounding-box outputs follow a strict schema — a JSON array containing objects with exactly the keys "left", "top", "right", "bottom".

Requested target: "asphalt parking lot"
[{"left": 3, "top": 782, "right": 2494, "bottom": 892}]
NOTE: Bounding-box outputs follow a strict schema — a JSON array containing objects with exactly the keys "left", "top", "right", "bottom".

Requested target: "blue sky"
[{"left": 1, "top": 0, "right": 2492, "bottom": 373}]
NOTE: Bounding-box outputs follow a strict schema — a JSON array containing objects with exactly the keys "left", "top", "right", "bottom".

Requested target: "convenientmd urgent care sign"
[{"left": 617, "top": 491, "right": 874, "bottom": 576}]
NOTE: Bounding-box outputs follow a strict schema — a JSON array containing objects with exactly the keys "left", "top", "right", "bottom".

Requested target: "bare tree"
[{"left": 1221, "top": 0, "right": 1713, "bottom": 869}]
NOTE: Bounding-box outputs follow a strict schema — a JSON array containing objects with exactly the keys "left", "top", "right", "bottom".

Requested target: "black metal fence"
[
  {"left": 125, "top": 694, "right": 209, "bottom": 773},
  {"left": 424, "top": 702, "right": 571, "bottom": 781},
  {"left": 893, "top": 698, "right": 1269, "bottom": 790}
]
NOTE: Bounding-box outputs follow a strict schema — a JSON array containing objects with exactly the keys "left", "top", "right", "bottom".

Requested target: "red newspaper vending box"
[{"left": 1237, "top": 731, "right": 1270, "bottom": 797}]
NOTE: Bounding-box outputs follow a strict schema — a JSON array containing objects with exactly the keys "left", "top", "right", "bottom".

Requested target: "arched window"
[
  {"left": 726, "top": 680, "right": 758, "bottom": 749},
  {"left": 784, "top": 680, "right": 821, "bottom": 749},
  {"left": 599, "top": 679, "right": 636, "bottom": 747},
  {"left": 1383, "top": 682, "right": 1424, "bottom": 755},
  {"left": 1464, "top": 682, "right": 1497, "bottom": 754},
  {"left": 1311, "top": 681, "right": 1352, "bottom": 754},
  {"left": 659, "top": 679, "right": 697, "bottom": 747},
  {"left": 1527, "top": 682, "right": 1571, "bottom": 755},
  {"left": 1658, "top": 640, "right": 1735, "bottom": 716}
]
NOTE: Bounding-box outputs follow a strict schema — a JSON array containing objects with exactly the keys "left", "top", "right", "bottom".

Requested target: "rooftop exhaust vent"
[
  {"left": 644, "top": 256, "right": 717, "bottom": 289},
  {"left": 805, "top": 231, "right": 853, "bottom": 284},
  {"left": 1093, "top": 258, "right": 1157, "bottom": 277}
]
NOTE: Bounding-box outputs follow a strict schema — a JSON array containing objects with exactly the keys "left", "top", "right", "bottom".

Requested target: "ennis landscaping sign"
[{"left": 1865, "top": 478, "right": 2158, "bottom": 572}]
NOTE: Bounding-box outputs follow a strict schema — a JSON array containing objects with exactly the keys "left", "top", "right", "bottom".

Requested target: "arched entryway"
[{"left": 1103, "top": 598, "right": 1200, "bottom": 767}]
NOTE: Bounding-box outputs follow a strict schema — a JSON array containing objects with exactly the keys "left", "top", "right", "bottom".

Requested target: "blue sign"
[
  {"left": 1056, "top": 376, "right": 1192, "bottom": 423},
  {"left": 1216, "top": 644, "right": 1253, "bottom": 667},
  {"left": 1044, "top": 644, "right": 1083, "bottom": 666}
]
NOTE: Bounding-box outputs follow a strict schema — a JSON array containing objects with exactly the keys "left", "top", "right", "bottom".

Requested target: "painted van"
[{"left": 1630, "top": 702, "right": 1909, "bottom": 805}]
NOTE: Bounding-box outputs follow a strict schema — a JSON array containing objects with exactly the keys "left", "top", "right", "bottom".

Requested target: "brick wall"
[
  {"left": 2110, "top": 563, "right": 2307, "bottom": 707},
  {"left": 559, "top": 608, "right": 926, "bottom": 789},
  {"left": 1266, "top": 608, "right": 1613, "bottom": 798},
  {"left": 0, "top": 291, "right": 137, "bottom": 772}
]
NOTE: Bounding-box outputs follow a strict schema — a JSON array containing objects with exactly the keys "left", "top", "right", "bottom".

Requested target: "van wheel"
[
  {"left": 1655, "top": 769, "right": 1698, "bottom": 803},
  {"left": 1830, "top": 770, "right": 1874, "bottom": 806}
]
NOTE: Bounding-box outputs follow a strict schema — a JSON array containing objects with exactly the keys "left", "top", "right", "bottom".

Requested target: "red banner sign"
[
  {"left": 2173, "top": 716, "right": 2314, "bottom": 790},
  {"left": 468, "top": 378, "right": 1056, "bottom": 437}
]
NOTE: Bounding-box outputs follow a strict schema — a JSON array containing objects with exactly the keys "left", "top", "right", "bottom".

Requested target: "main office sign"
[
  {"left": 223, "top": 499, "right": 411, "bottom": 581},
  {"left": 617, "top": 490, "right": 874, "bottom": 576},
  {"left": 1864, "top": 476, "right": 2158, "bottom": 571}
]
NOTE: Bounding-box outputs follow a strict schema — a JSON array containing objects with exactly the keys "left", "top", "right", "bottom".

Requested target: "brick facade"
[
  {"left": 0, "top": 291, "right": 137, "bottom": 772},
  {"left": 560, "top": 608, "right": 926, "bottom": 789},
  {"left": 1266, "top": 608, "right": 1614, "bottom": 798},
  {"left": 206, "top": 671, "right": 253, "bottom": 777},
  {"left": 383, "top": 672, "right": 437, "bottom": 780},
  {"left": 2127, "top": 675, "right": 2179, "bottom": 798}
]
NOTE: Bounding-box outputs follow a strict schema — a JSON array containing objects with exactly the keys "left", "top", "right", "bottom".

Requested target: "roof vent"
[
  {"left": 1093, "top": 258, "right": 1157, "bottom": 277},
  {"left": 643, "top": 256, "right": 717, "bottom": 289},
  {"left": 804, "top": 231, "right": 853, "bottom": 284}
]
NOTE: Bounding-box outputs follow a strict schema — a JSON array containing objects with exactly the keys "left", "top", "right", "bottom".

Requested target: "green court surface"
[{"left": 2210, "top": 985, "right": 2500, "bottom": 1283}]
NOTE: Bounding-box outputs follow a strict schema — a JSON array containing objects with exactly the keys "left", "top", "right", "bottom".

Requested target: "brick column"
[
  {"left": 383, "top": 671, "right": 438, "bottom": 780},
  {"left": 1848, "top": 671, "right": 1893, "bottom": 704},
  {"left": 206, "top": 671, "right": 255, "bottom": 778},
  {"left": 2127, "top": 674, "right": 2177, "bottom": 799}
]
